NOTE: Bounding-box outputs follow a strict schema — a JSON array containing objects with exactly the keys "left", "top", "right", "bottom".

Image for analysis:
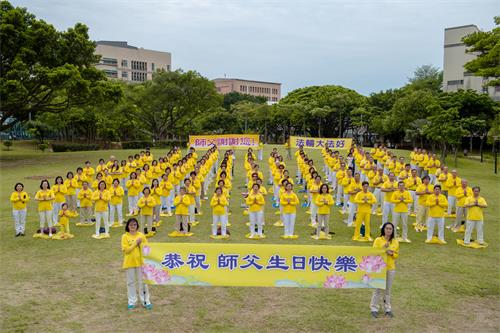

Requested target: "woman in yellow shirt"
[
  {"left": 173, "top": 187, "right": 191, "bottom": 234},
  {"left": 370, "top": 222, "right": 399, "bottom": 318},
  {"left": 415, "top": 176, "right": 433, "bottom": 232},
  {"left": 10, "top": 183, "right": 29, "bottom": 236},
  {"left": 391, "top": 181, "right": 413, "bottom": 242},
  {"left": 35, "top": 179, "right": 55, "bottom": 237},
  {"left": 245, "top": 183, "right": 266, "bottom": 239},
  {"left": 183, "top": 178, "right": 197, "bottom": 226},
  {"left": 109, "top": 179, "right": 125, "bottom": 226},
  {"left": 463, "top": 187, "right": 487, "bottom": 245},
  {"left": 137, "top": 187, "right": 157, "bottom": 236},
  {"left": 452, "top": 179, "right": 472, "bottom": 231},
  {"left": 280, "top": 182, "right": 299, "bottom": 238},
  {"left": 121, "top": 218, "right": 152, "bottom": 310},
  {"left": 150, "top": 179, "right": 162, "bottom": 227},
  {"left": 126, "top": 172, "right": 141, "bottom": 216},
  {"left": 425, "top": 185, "right": 448, "bottom": 244},
  {"left": 91, "top": 180, "right": 111, "bottom": 239},
  {"left": 210, "top": 187, "right": 229, "bottom": 238},
  {"left": 160, "top": 170, "right": 174, "bottom": 216},
  {"left": 52, "top": 176, "right": 67, "bottom": 225},
  {"left": 309, "top": 175, "right": 322, "bottom": 227},
  {"left": 78, "top": 181, "right": 93, "bottom": 224},
  {"left": 64, "top": 171, "right": 78, "bottom": 216},
  {"left": 314, "top": 184, "right": 334, "bottom": 239}
]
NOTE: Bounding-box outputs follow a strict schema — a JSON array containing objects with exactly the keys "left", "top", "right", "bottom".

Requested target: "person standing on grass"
[
  {"left": 280, "top": 182, "right": 300, "bottom": 238},
  {"left": 150, "top": 179, "right": 162, "bottom": 227},
  {"left": 314, "top": 184, "right": 334, "bottom": 239},
  {"left": 10, "top": 183, "right": 29, "bottom": 237},
  {"left": 391, "top": 181, "right": 413, "bottom": 242},
  {"left": 452, "top": 179, "right": 472, "bottom": 231},
  {"left": 121, "top": 218, "right": 152, "bottom": 310},
  {"left": 91, "top": 180, "right": 111, "bottom": 239},
  {"left": 210, "top": 187, "right": 229, "bottom": 238},
  {"left": 353, "top": 181, "right": 377, "bottom": 241},
  {"left": 64, "top": 171, "right": 78, "bottom": 216},
  {"left": 245, "top": 183, "right": 266, "bottom": 238},
  {"left": 52, "top": 176, "right": 67, "bottom": 225},
  {"left": 463, "top": 187, "right": 488, "bottom": 246},
  {"left": 126, "top": 172, "right": 141, "bottom": 216},
  {"left": 78, "top": 181, "right": 93, "bottom": 224},
  {"left": 35, "top": 179, "right": 55, "bottom": 237},
  {"left": 160, "top": 171, "right": 174, "bottom": 216},
  {"left": 370, "top": 222, "right": 399, "bottom": 319},
  {"left": 425, "top": 185, "right": 448, "bottom": 244},
  {"left": 109, "top": 179, "right": 125, "bottom": 227},
  {"left": 137, "top": 187, "right": 156, "bottom": 236},
  {"left": 174, "top": 187, "right": 191, "bottom": 234},
  {"left": 415, "top": 176, "right": 433, "bottom": 232},
  {"left": 381, "top": 172, "right": 398, "bottom": 225}
]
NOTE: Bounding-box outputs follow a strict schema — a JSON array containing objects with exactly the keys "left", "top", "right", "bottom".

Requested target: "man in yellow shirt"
[
  {"left": 415, "top": 176, "right": 433, "bottom": 231},
  {"left": 381, "top": 173, "right": 398, "bottom": 225},
  {"left": 452, "top": 179, "right": 472, "bottom": 231},
  {"left": 346, "top": 173, "right": 362, "bottom": 227},
  {"left": 463, "top": 187, "right": 487, "bottom": 245},
  {"left": 391, "top": 181, "right": 413, "bottom": 242},
  {"left": 445, "top": 170, "right": 461, "bottom": 216},
  {"left": 425, "top": 185, "right": 448, "bottom": 244},
  {"left": 404, "top": 169, "right": 421, "bottom": 215},
  {"left": 353, "top": 181, "right": 377, "bottom": 241}
]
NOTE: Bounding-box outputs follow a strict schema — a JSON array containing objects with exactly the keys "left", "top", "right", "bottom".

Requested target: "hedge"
[
  {"left": 121, "top": 140, "right": 187, "bottom": 150},
  {"left": 52, "top": 143, "right": 100, "bottom": 152}
]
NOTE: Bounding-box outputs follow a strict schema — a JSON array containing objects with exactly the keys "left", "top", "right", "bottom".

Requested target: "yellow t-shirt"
[
  {"left": 373, "top": 237, "right": 399, "bottom": 270},
  {"left": 35, "top": 189, "right": 54, "bottom": 211},
  {"left": 78, "top": 189, "right": 93, "bottom": 208},
  {"left": 138, "top": 195, "right": 156, "bottom": 216},
  {"left": 121, "top": 232, "right": 148, "bottom": 269},
  {"left": 109, "top": 186, "right": 125, "bottom": 205},
  {"left": 456, "top": 186, "right": 473, "bottom": 207},
  {"left": 210, "top": 194, "right": 228, "bottom": 216},
  {"left": 280, "top": 192, "right": 299, "bottom": 214},
  {"left": 425, "top": 194, "right": 448, "bottom": 218},
  {"left": 64, "top": 179, "right": 78, "bottom": 195},
  {"left": 391, "top": 190, "right": 412, "bottom": 213},
  {"left": 91, "top": 190, "right": 111, "bottom": 212},
  {"left": 315, "top": 193, "right": 334, "bottom": 215},
  {"left": 174, "top": 194, "right": 191, "bottom": 215},
  {"left": 52, "top": 184, "right": 68, "bottom": 203},
  {"left": 416, "top": 183, "right": 433, "bottom": 206},
  {"left": 10, "top": 191, "right": 29, "bottom": 210},
  {"left": 58, "top": 209, "right": 70, "bottom": 226},
  {"left": 465, "top": 196, "right": 487, "bottom": 221},
  {"left": 354, "top": 191, "right": 377, "bottom": 213},
  {"left": 246, "top": 192, "right": 265, "bottom": 212},
  {"left": 381, "top": 181, "right": 398, "bottom": 202},
  {"left": 126, "top": 179, "right": 142, "bottom": 196}
]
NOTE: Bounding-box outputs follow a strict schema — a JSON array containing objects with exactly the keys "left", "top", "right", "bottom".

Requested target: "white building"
[
  {"left": 95, "top": 41, "right": 171, "bottom": 82},
  {"left": 443, "top": 25, "right": 500, "bottom": 101}
]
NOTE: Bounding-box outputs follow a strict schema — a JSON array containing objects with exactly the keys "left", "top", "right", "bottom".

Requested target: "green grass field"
[{"left": 0, "top": 141, "right": 499, "bottom": 333}]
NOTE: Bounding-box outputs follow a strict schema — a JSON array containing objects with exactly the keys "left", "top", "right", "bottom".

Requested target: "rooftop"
[
  {"left": 96, "top": 41, "right": 138, "bottom": 49},
  {"left": 214, "top": 78, "right": 281, "bottom": 85}
]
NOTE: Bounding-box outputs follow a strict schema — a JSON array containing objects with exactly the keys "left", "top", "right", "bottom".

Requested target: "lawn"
[{"left": 0, "top": 141, "right": 499, "bottom": 333}]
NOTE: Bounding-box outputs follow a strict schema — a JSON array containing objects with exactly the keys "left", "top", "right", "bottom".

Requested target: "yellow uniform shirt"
[
  {"left": 373, "top": 237, "right": 399, "bottom": 270},
  {"left": 210, "top": 194, "right": 228, "bottom": 216},
  {"left": 280, "top": 192, "right": 300, "bottom": 214},
  {"left": 425, "top": 194, "right": 448, "bottom": 218},
  {"left": 445, "top": 176, "right": 461, "bottom": 196},
  {"left": 404, "top": 176, "right": 422, "bottom": 191},
  {"left": 465, "top": 196, "right": 487, "bottom": 221},
  {"left": 138, "top": 195, "right": 156, "bottom": 216},
  {"left": 83, "top": 167, "right": 95, "bottom": 179},
  {"left": 52, "top": 184, "right": 68, "bottom": 203},
  {"left": 381, "top": 180, "right": 398, "bottom": 202},
  {"left": 91, "top": 190, "right": 111, "bottom": 212},
  {"left": 126, "top": 180, "right": 142, "bottom": 196},
  {"left": 246, "top": 192, "right": 265, "bottom": 212},
  {"left": 391, "top": 190, "right": 413, "bottom": 213},
  {"left": 121, "top": 232, "right": 148, "bottom": 269},
  {"left": 78, "top": 189, "right": 93, "bottom": 207},
  {"left": 347, "top": 181, "right": 363, "bottom": 203},
  {"left": 315, "top": 194, "right": 334, "bottom": 215},
  {"left": 35, "top": 190, "right": 54, "bottom": 212},
  {"left": 354, "top": 191, "right": 377, "bottom": 213},
  {"left": 110, "top": 186, "right": 125, "bottom": 205},
  {"left": 64, "top": 178, "right": 78, "bottom": 195},
  {"left": 10, "top": 191, "right": 29, "bottom": 210},
  {"left": 174, "top": 194, "right": 191, "bottom": 215},
  {"left": 455, "top": 186, "right": 473, "bottom": 207},
  {"left": 58, "top": 209, "right": 70, "bottom": 226},
  {"left": 416, "top": 183, "right": 433, "bottom": 206}
]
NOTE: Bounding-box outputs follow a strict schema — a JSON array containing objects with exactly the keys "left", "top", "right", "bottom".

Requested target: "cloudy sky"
[{"left": 12, "top": 0, "right": 498, "bottom": 96}]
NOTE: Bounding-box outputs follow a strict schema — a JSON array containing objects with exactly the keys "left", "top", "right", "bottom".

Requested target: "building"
[
  {"left": 443, "top": 25, "right": 500, "bottom": 101},
  {"left": 213, "top": 78, "right": 282, "bottom": 102},
  {"left": 95, "top": 41, "right": 171, "bottom": 82}
]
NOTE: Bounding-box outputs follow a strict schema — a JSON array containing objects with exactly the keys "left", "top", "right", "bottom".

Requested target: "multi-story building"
[
  {"left": 443, "top": 25, "right": 500, "bottom": 101},
  {"left": 213, "top": 78, "right": 282, "bottom": 102},
  {"left": 95, "top": 41, "right": 171, "bottom": 82}
]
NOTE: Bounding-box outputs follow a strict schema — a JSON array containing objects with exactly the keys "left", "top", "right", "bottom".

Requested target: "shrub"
[
  {"left": 121, "top": 141, "right": 154, "bottom": 150},
  {"left": 39, "top": 143, "right": 49, "bottom": 152},
  {"left": 51, "top": 143, "right": 101, "bottom": 152},
  {"left": 120, "top": 140, "right": 187, "bottom": 150},
  {"left": 3, "top": 140, "right": 13, "bottom": 150}
]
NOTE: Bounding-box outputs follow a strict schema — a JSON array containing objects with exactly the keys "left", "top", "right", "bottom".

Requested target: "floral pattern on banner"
[
  {"left": 323, "top": 275, "right": 347, "bottom": 288},
  {"left": 142, "top": 263, "right": 171, "bottom": 284},
  {"left": 359, "top": 255, "right": 386, "bottom": 273}
]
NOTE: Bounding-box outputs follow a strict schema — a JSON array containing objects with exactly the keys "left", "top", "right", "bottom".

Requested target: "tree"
[
  {"left": 463, "top": 16, "right": 500, "bottom": 87},
  {"left": 0, "top": 1, "right": 122, "bottom": 130},
  {"left": 222, "top": 92, "right": 267, "bottom": 110},
  {"left": 407, "top": 64, "right": 443, "bottom": 93}
]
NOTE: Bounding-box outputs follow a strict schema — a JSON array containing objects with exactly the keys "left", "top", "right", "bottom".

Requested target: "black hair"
[
  {"left": 55, "top": 176, "right": 64, "bottom": 184},
  {"left": 472, "top": 186, "right": 480, "bottom": 191},
  {"left": 67, "top": 171, "right": 74, "bottom": 178},
  {"left": 98, "top": 180, "right": 107, "bottom": 189},
  {"left": 380, "top": 222, "right": 395, "bottom": 241},
  {"left": 422, "top": 175, "right": 430, "bottom": 181},
  {"left": 40, "top": 179, "right": 50, "bottom": 189},
  {"left": 112, "top": 178, "right": 120, "bottom": 184},
  {"left": 76, "top": 167, "right": 83, "bottom": 172},
  {"left": 433, "top": 185, "right": 441, "bottom": 190},
  {"left": 125, "top": 218, "right": 139, "bottom": 232},
  {"left": 142, "top": 186, "right": 151, "bottom": 195},
  {"left": 319, "top": 183, "right": 329, "bottom": 194},
  {"left": 14, "top": 182, "right": 24, "bottom": 191},
  {"left": 362, "top": 181, "right": 369, "bottom": 186},
  {"left": 130, "top": 172, "right": 137, "bottom": 179}
]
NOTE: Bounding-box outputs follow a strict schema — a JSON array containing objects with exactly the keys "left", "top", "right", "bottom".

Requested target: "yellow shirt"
[
  {"left": 246, "top": 192, "right": 265, "bottom": 212},
  {"left": 416, "top": 183, "right": 433, "bottom": 206},
  {"left": 78, "top": 189, "right": 93, "bottom": 207},
  {"left": 35, "top": 190, "right": 54, "bottom": 211},
  {"left": 315, "top": 194, "right": 334, "bottom": 215},
  {"left": 121, "top": 232, "right": 148, "bottom": 269},
  {"left": 391, "top": 190, "right": 413, "bottom": 213},
  {"left": 309, "top": 182, "right": 322, "bottom": 201},
  {"left": 109, "top": 186, "right": 125, "bottom": 205},
  {"left": 404, "top": 176, "right": 421, "bottom": 191},
  {"left": 280, "top": 192, "right": 300, "bottom": 214},
  {"left": 138, "top": 195, "right": 156, "bottom": 216},
  {"left": 64, "top": 178, "right": 78, "bottom": 195},
  {"left": 91, "top": 190, "right": 111, "bottom": 212},
  {"left": 83, "top": 167, "right": 95, "bottom": 179},
  {"left": 347, "top": 181, "right": 363, "bottom": 203},
  {"left": 58, "top": 209, "right": 70, "bottom": 226},
  {"left": 354, "top": 191, "right": 377, "bottom": 213},
  {"left": 425, "top": 194, "right": 448, "bottom": 218},
  {"left": 52, "top": 184, "right": 68, "bottom": 203},
  {"left": 445, "top": 176, "right": 461, "bottom": 196},
  {"left": 465, "top": 196, "right": 487, "bottom": 221},
  {"left": 10, "top": 191, "right": 29, "bottom": 210},
  {"left": 373, "top": 237, "right": 399, "bottom": 270},
  {"left": 455, "top": 186, "right": 473, "bottom": 207},
  {"left": 381, "top": 180, "right": 398, "bottom": 201},
  {"left": 210, "top": 194, "right": 228, "bottom": 216},
  {"left": 174, "top": 194, "right": 191, "bottom": 215},
  {"left": 126, "top": 179, "right": 142, "bottom": 196}
]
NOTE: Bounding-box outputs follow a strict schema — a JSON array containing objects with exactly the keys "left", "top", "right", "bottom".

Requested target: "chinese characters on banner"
[
  {"left": 289, "top": 136, "right": 353, "bottom": 150},
  {"left": 142, "top": 243, "right": 387, "bottom": 289},
  {"left": 189, "top": 134, "right": 260, "bottom": 150}
]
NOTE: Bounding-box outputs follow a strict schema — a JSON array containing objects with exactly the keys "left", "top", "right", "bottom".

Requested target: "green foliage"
[
  {"left": 3, "top": 140, "right": 13, "bottom": 150},
  {"left": 25, "top": 120, "right": 52, "bottom": 143},
  {"left": 38, "top": 142, "right": 48, "bottom": 152},
  {"left": 407, "top": 64, "right": 443, "bottom": 93},
  {"left": 51, "top": 142, "right": 100, "bottom": 152},
  {"left": 222, "top": 92, "right": 267, "bottom": 110},
  {"left": 463, "top": 16, "right": 500, "bottom": 86},
  {"left": 0, "top": 0, "right": 122, "bottom": 131}
]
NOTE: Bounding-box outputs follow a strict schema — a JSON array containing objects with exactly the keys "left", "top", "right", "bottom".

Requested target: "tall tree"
[
  {"left": 222, "top": 91, "right": 267, "bottom": 110},
  {"left": 463, "top": 16, "right": 500, "bottom": 87},
  {"left": 0, "top": 1, "right": 121, "bottom": 130},
  {"left": 407, "top": 64, "right": 443, "bottom": 93}
]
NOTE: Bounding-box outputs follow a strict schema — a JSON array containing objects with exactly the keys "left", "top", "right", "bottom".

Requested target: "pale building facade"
[
  {"left": 213, "top": 78, "right": 282, "bottom": 102},
  {"left": 443, "top": 25, "right": 500, "bottom": 101},
  {"left": 95, "top": 41, "right": 171, "bottom": 82}
]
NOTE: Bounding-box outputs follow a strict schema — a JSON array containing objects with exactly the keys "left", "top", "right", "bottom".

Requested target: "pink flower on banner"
[
  {"left": 142, "top": 264, "right": 171, "bottom": 284},
  {"left": 362, "top": 274, "right": 371, "bottom": 284},
  {"left": 142, "top": 245, "right": 151, "bottom": 256},
  {"left": 323, "top": 274, "right": 347, "bottom": 289},
  {"left": 359, "top": 256, "right": 386, "bottom": 273}
]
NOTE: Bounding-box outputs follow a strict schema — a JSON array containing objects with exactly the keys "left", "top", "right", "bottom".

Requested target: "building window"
[
  {"left": 101, "top": 57, "right": 117, "bottom": 66},
  {"left": 103, "top": 69, "right": 118, "bottom": 78},
  {"left": 167, "top": 65, "right": 171, "bottom": 71},
  {"left": 447, "top": 80, "right": 464, "bottom": 86},
  {"left": 121, "top": 71, "right": 128, "bottom": 79},
  {"left": 131, "top": 71, "right": 146, "bottom": 82},
  {"left": 121, "top": 59, "right": 128, "bottom": 67},
  {"left": 495, "top": 86, "right": 500, "bottom": 92},
  {"left": 131, "top": 60, "right": 147, "bottom": 71},
  {"left": 152, "top": 63, "right": 155, "bottom": 71}
]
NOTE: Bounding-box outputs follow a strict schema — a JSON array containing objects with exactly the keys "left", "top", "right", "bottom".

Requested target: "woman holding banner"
[{"left": 370, "top": 222, "right": 399, "bottom": 318}]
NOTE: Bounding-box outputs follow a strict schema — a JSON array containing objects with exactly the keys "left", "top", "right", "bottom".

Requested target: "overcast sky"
[{"left": 12, "top": 0, "right": 498, "bottom": 96}]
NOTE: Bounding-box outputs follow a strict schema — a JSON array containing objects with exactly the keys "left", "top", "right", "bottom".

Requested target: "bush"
[
  {"left": 39, "top": 143, "right": 49, "bottom": 152},
  {"left": 121, "top": 140, "right": 187, "bottom": 150},
  {"left": 121, "top": 141, "right": 154, "bottom": 150},
  {"left": 3, "top": 140, "right": 13, "bottom": 150},
  {"left": 52, "top": 143, "right": 100, "bottom": 152}
]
